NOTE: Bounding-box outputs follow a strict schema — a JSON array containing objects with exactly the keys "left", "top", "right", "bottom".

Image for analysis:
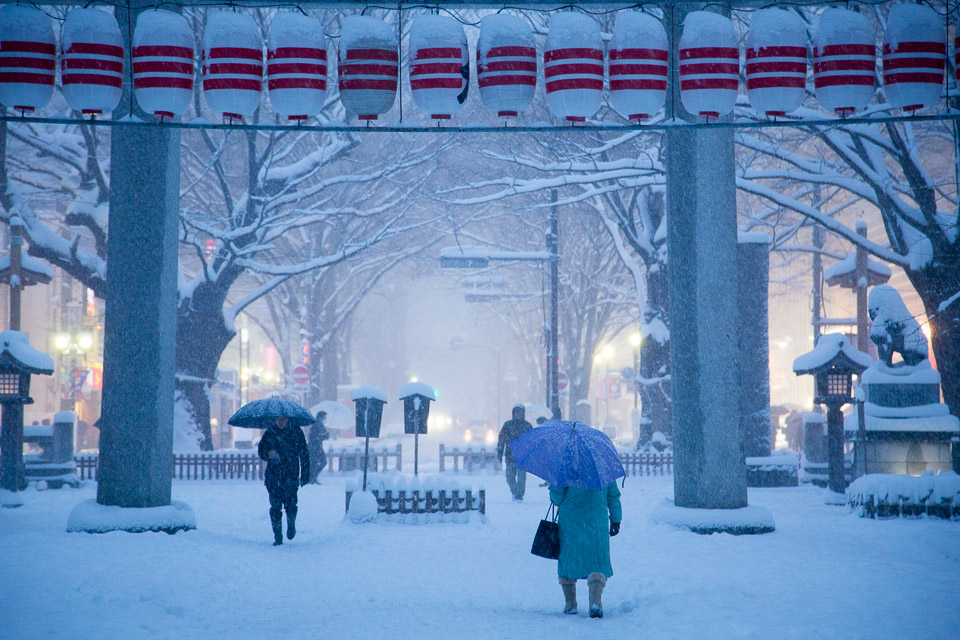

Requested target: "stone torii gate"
[{"left": 23, "top": 0, "right": 764, "bottom": 532}]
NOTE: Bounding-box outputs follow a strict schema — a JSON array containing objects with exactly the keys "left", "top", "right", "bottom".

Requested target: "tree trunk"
[
  {"left": 174, "top": 281, "right": 236, "bottom": 451},
  {"left": 639, "top": 258, "right": 671, "bottom": 443},
  {"left": 904, "top": 258, "right": 960, "bottom": 472}
]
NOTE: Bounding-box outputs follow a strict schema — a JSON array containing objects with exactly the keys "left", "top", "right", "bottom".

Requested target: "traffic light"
[{"left": 300, "top": 339, "right": 309, "bottom": 365}]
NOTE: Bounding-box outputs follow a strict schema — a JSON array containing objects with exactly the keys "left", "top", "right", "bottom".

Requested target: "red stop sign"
[
  {"left": 292, "top": 365, "right": 309, "bottom": 386},
  {"left": 557, "top": 371, "right": 569, "bottom": 391}
]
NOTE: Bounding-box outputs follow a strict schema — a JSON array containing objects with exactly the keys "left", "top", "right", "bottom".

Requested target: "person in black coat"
[
  {"left": 257, "top": 416, "right": 310, "bottom": 546},
  {"left": 307, "top": 411, "right": 330, "bottom": 484},
  {"left": 497, "top": 404, "right": 533, "bottom": 502}
]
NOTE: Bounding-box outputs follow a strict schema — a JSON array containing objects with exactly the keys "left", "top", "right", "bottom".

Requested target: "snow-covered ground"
[{"left": 2, "top": 474, "right": 958, "bottom": 640}]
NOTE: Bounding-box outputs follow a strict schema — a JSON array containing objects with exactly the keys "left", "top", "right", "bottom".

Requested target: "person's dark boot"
[
  {"left": 272, "top": 521, "right": 283, "bottom": 546},
  {"left": 286, "top": 511, "right": 297, "bottom": 540}
]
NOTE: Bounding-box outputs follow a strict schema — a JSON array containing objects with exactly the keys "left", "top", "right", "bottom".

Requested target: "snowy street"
[{"left": 3, "top": 475, "right": 958, "bottom": 640}]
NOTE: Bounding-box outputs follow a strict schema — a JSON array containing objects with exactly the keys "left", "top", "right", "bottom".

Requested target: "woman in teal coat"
[{"left": 549, "top": 482, "right": 622, "bottom": 618}]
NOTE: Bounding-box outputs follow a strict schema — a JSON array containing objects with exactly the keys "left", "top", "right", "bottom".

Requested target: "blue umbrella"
[
  {"left": 509, "top": 420, "right": 625, "bottom": 489},
  {"left": 228, "top": 397, "right": 315, "bottom": 428}
]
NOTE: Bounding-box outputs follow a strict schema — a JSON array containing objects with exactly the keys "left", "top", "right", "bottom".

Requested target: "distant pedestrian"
[
  {"left": 497, "top": 404, "right": 533, "bottom": 501},
  {"left": 257, "top": 416, "right": 310, "bottom": 546},
  {"left": 549, "top": 482, "right": 622, "bottom": 618},
  {"left": 308, "top": 411, "right": 330, "bottom": 483}
]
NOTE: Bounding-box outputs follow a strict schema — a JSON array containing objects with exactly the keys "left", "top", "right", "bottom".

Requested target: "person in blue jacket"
[{"left": 549, "top": 482, "right": 622, "bottom": 618}]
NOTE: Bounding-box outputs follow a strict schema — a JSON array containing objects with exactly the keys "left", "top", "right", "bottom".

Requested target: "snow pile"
[
  {"left": 0, "top": 330, "right": 54, "bottom": 372},
  {"left": 651, "top": 499, "right": 775, "bottom": 535},
  {"left": 346, "top": 490, "right": 378, "bottom": 524},
  {"left": 398, "top": 381, "right": 435, "bottom": 400},
  {"left": 0, "top": 488, "right": 24, "bottom": 508},
  {"left": 746, "top": 453, "right": 799, "bottom": 471},
  {"left": 67, "top": 499, "right": 196, "bottom": 533},
  {"left": 848, "top": 472, "right": 960, "bottom": 519},
  {"left": 351, "top": 385, "right": 387, "bottom": 402},
  {"left": 340, "top": 14, "right": 394, "bottom": 49},
  {"left": 816, "top": 8, "right": 875, "bottom": 46},
  {"left": 793, "top": 333, "right": 874, "bottom": 372},
  {"left": 867, "top": 285, "right": 927, "bottom": 363}
]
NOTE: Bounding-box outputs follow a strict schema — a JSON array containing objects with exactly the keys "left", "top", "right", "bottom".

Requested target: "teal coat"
[{"left": 549, "top": 483, "right": 622, "bottom": 580}]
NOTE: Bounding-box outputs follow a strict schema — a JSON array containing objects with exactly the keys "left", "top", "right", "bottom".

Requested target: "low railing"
[
  {"left": 620, "top": 452, "right": 673, "bottom": 476},
  {"left": 74, "top": 445, "right": 403, "bottom": 481},
  {"left": 325, "top": 444, "right": 402, "bottom": 473},
  {"left": 438, "top": 444, "right": 501, "bottom": 473},
  {"left": 345, "top": 487, "right": 485, "bottom": 515}
]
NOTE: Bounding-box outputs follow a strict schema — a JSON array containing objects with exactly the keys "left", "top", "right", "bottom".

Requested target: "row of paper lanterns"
[{"left": 0, "top": 5, "right": 949, "bottom": 123}]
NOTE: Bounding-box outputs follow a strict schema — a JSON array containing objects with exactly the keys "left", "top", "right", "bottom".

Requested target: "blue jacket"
[{"left": 549, "top": 483, "right": 622, "bottom": 579}]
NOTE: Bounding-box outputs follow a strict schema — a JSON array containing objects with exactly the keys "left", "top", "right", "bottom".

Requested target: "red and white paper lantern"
[
  {"left": 746, "top": 9, "right": 807, "bottom": 117},
  {"left": 544, "top": 13, "right": 603, "bottom": 122},
  {"left": 608, "top": 11, "right": 668, "bottom": 123},
  {"left": 338, "top": 16, "right": 398, "bottom": 121},
  {"left": 813, "top": 8, "right": 875, "bottom": 117},
  {"left": 267, "top": 13, "right": 326, "bottom": 121},
  {"left": 61, "top": 9, "right": 124, "bottom": 116},
  {"left": 678, "top": 11, "right": 739, "bottom": 121},
  {"left": 132, "top": 10, "right": 194, "bottom": 121},
  {"left": 409, "top": 16, "right": 468, "bottom": 120},
  {"left": 0, "top": 5, "right": 56, "bottom": 114},
  {"left": 882, "top": 4, "right": 945, "bottom": 112},
  {"left": 477, "top": 14, "right": 536, "bottom": 119},
  {"left": 202, "top": 11, "right": 263, "bottom": 122}
]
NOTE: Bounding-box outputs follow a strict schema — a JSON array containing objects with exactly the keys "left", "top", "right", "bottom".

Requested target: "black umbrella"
[{"left": 228, "top": 397, "right": 315, "bottom": 428}]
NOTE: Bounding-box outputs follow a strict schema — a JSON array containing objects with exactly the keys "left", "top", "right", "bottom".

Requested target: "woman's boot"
[
  {"left": 559, "top": 578, "right": 578, "bottom": 614},
  {"left": 587, "top": 573, "right": 606, "bottom": 618}
]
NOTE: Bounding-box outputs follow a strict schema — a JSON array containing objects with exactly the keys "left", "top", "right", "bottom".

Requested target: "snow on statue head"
[{"left": 867, "top": 285, "right": 928, "bottom": 367}]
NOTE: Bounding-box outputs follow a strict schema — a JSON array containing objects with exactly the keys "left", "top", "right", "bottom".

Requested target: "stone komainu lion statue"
[{"left": 867, "top": 285, "right": 928, "bottom": 367}]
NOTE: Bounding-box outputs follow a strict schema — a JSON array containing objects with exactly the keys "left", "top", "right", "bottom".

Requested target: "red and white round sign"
[
  {"left": 291, "top": 365, "right": 309, "bottom": 386},
  {"left": 557, "top": 371, "right": 569, "bottom": 391}
]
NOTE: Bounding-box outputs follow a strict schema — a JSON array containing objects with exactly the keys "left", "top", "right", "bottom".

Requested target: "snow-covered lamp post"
[
  {"left": 352, "top": 386, "right": 386, "bottom": 492},
  {"left": 793, "top": 334, "right": 872, "bottom": 501},
  {"left": 399, "top": 382, "right": 435, "bottom": 476},
  {"left": 0, "top": 331, "right": 53, "bottom": 501}
]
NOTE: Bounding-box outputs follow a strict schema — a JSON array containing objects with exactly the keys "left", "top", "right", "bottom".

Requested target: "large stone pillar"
[
  {"left": 665, "top": 4, "right": 747, "bottom": 510},
  {"left": 738, "top": 235, "right": 771, "bottom": 458},
  {"left": 95, "top": 3, "right": 179, "bottom": 509}
]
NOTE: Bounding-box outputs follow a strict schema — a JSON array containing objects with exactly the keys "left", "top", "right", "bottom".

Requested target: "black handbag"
[{"left": 531, "top": 503, "right": 560, "bottom": 560}]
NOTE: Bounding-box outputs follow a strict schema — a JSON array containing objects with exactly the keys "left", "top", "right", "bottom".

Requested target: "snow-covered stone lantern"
[
  {"left": 352, "top": 386, "right": 386, "bottom": 491},
  {"left": 202, "top": 11, "right": 263, "bottom": 123},
  {"left": 608, "top": 11, "right": 668, "bottom": 123},
  {"left": 0, "top": 5, "right": 56, "bottom": 115},
  {"left": 399, "top": 382, "right": 435, "bottom": 476},
  {"left": 476, "top": 14, "right": 537, "bottom": 119},
  {"left": 132, "top": 9, "right": 195, "bottom": 122},
  {"left": 0, "top": 330, "right": 54, "bottom": 499},
  {"left": 409, "top": 15, "right": 468, "bottom": 121},
  {"left": 813, "top": 8, "right": 875, "bottom": 117},
  {"left": 267, "top": 12, "right": 327, "bottom": 122},
  {"left": 882, "top": 4, "right": 945, "bottom": 113},
  {"left": 678, "top": 11, "right": 739, "bottom": 122},
  {"left": 61, "top": 8, "right": 124, "bottom": 116},
  {"left": 745, "top": 9, "right": 807, "bottom": 118},
  {"left": 338, "top": 16, "right": 398, "bottom": 122},
  {"left": 793, "top": 334, "right": 872, "bottom": 500},
  {"left": 544, "top": 12, "right": 603, "bottom": 122}
]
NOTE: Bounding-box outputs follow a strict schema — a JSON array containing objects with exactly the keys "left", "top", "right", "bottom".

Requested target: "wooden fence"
[
  {"left": 74, "top": 445, "right": 403, "bottom": 481},
  {"left": 326, "top": 444, "right": 402, "bottom": 473},
  {"left": 438, "top": 444, "right": 501, "bottom": 473},
  {"left": 437, "top": 446, "right": 673, "bottom": 477},
  {"left": 620, "top": 453, "right": 673, "bottom": 476},
  {"left": 345, "top": 488, "right": 485, "bottom": 515}
]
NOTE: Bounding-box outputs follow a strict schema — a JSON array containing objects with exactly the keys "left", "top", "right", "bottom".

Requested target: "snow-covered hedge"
[{"left": 848, "top": 472, "right": 960, "bottom": 520}]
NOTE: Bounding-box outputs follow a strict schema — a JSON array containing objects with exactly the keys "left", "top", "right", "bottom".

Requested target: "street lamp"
[{"left": 54, "top": 331, "right": 95, "bottom": 412}]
